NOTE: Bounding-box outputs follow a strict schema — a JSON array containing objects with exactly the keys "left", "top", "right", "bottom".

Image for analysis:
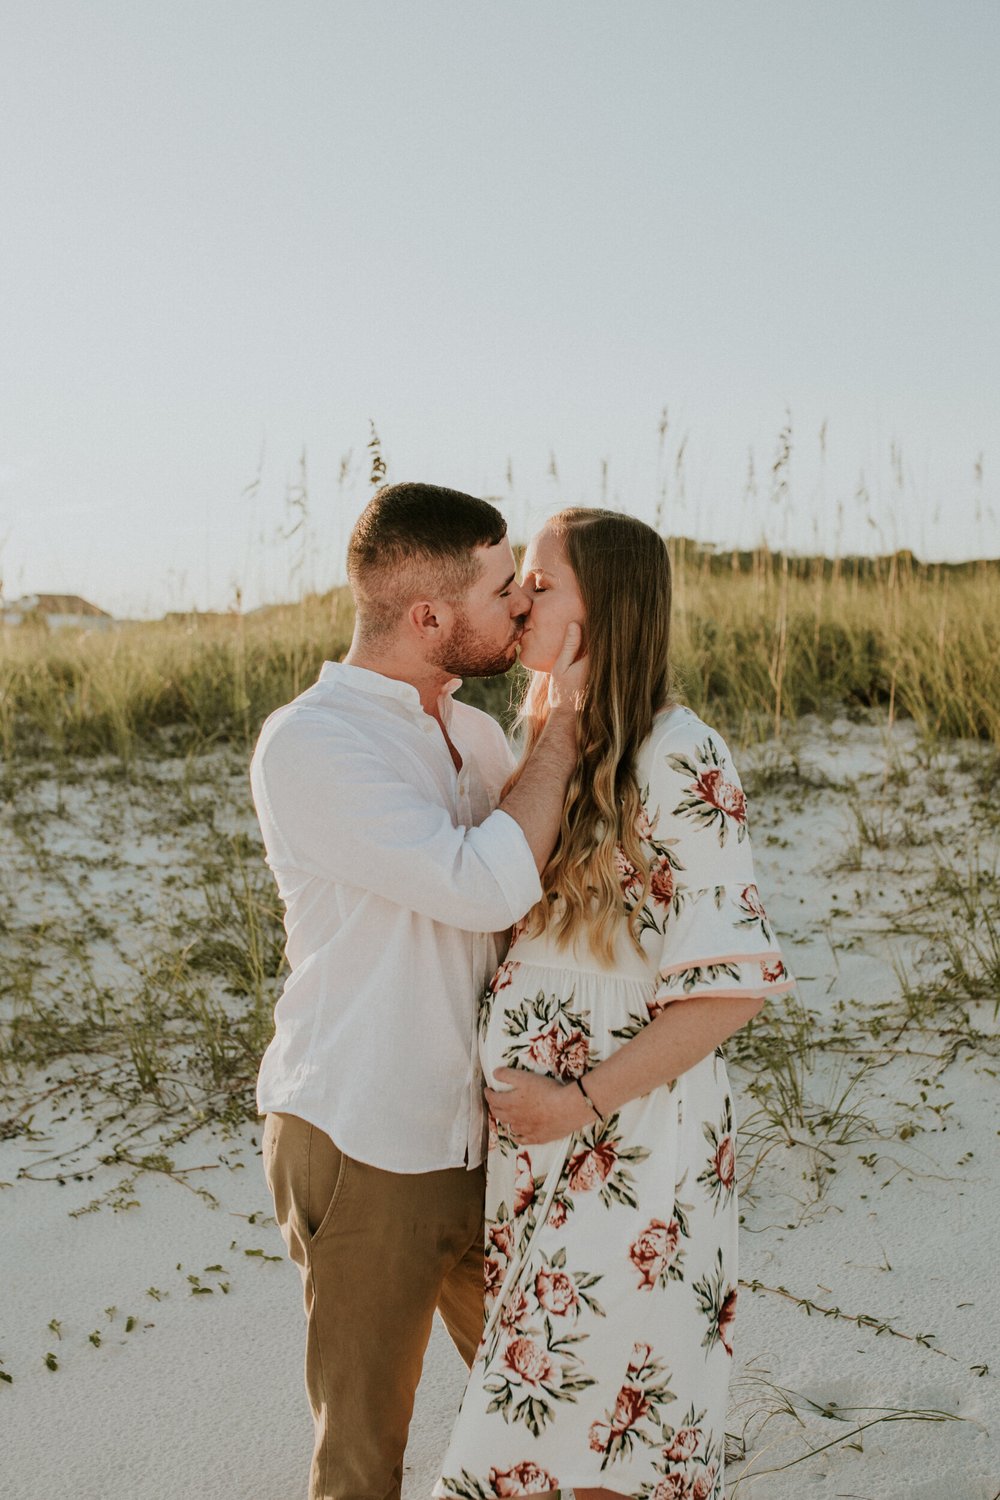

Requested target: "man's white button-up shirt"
[{"left": 250, "top": 661, "right": 542, "bottom": 1173}]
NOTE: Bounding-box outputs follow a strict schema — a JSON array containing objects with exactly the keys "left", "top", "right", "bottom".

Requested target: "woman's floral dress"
[{"left": 433, "top": 707, "right": 795, "bottom": 1500}]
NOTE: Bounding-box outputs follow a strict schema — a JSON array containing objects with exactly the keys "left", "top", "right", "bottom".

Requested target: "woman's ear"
[{"left": 574, "top": 620, "right": 589, "bottom": 661}]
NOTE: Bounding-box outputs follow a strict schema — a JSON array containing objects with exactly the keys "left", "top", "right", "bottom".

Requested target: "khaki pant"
[{"left": 262, "top": 1112, "right": 485, "bottom": 1500}]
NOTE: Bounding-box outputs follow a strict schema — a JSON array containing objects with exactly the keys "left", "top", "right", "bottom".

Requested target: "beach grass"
[
  {"left": 1, "top": 547, "right": 997, "bottom": 763},
  {"left": 2, "top": 699, "right": 998, "bottom": 1489}
]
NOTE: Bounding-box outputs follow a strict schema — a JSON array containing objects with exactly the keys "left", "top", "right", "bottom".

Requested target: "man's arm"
[
  {"left": 250, "top": 625, "right": 587, "bottom": 931},
  {"left": 497, "top": 708, "right": 577, "bottom": 874},
  {"left": 251, "top": 721, "right": 541, "bottom": 933}
]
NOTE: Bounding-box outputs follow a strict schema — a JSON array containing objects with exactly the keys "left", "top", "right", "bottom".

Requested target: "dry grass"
[{"left": 1, "top": 547, "right": 997, "bottom": 763}]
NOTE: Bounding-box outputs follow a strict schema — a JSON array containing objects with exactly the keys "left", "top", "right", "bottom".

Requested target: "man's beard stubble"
[{"left": 431, "top": 607, "right": 523, "bottom": 679}]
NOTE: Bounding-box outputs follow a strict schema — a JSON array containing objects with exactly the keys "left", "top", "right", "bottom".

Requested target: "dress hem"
[{"left": 433, "top": 1475, "right": 723, "bottom": 1500}]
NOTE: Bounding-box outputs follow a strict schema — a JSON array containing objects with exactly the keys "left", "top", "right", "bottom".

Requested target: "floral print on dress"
[
  {"left": 658, "top": 960, "right": 743, "bottom": 997},
  {"left": 533, "top": 1247, "right": 607, "bottom": 1321},
  {"left": 628, "top": 1178, "right": 694, "bottom": 1290},
  {"left": 760, "top": 956, "right": 789, "bottom": 984},
  {"left": 480, "top": 1255, "right": 607, "bottom": 1438},
  {"left": 485, "top": 1323, "right": 596, "bottom": 1437},
  {"left": 618, "top": 791, "right": 689, "bottom": 939},
  {"left": 438, "top": 1461, "right": 559, "bottom": 1499},
  {"left": 480, "top": 960, "right": 522, "bottom": 1040},
  {"left": 693, "top": 1249, "right": 738, "bottom": 1357},
  {"left": 565, "top": 1114, "right": 651, "bottom": 1211},
  {"left": 666, "top": 738, "right": 748, "bottom": 845},
  {"left": 697, "top": 1096, "right": 736, "bottom": 1212},
  {"left": 637, "top": 1411, "right": 726, "bottom": 1500},
  {"left": 500, "top": 988, "right": 594, "bottom": 1081},
  {"left": 433, "top": 709, "right": 795, "bottom": 1500},
  {"left": 588, "top": 1342, "right": 677, "bottom": 1465},
  {"left": 736, "top": 883, "right": 775, "bottom": 942}
]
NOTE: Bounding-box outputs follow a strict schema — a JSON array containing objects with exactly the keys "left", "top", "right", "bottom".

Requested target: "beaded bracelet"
[{"left": 575, "top": 1075, "right": 606, "bottom": 1122}]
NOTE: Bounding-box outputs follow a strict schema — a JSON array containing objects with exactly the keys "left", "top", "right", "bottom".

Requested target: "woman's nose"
[{"left": 512, "top": 583, "right": 533, "bottom": 617}]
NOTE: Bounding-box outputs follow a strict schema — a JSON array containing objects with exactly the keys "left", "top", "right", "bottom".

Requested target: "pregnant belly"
[{"left": 480, "top": 961, "right": 657, "bottom": 1088}]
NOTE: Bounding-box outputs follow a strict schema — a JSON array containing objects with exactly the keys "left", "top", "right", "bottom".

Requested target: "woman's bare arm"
[{"left": 486, "top": 993, "right": 763, "bottom": 1144}]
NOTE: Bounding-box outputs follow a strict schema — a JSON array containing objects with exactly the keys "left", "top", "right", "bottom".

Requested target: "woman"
[{"left": 434, "top": 510, "right": 794, "bottom": 1500}]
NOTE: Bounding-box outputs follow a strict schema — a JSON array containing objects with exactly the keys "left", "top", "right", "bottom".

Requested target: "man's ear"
[{"left": 408, "top": 599, "right": 453, "bottom": 639}]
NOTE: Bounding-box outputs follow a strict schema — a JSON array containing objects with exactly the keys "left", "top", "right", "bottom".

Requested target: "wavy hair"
[{"left": 511, "top": 508, "right": 673, "bottom": 964}]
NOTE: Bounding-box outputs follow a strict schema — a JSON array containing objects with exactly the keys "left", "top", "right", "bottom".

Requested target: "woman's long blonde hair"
[{"left": 511, "top": 508, "right": 673, "bottom": 963}]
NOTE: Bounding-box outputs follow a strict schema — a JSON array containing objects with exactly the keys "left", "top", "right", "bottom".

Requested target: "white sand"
[{"left": 1, "top": 715, "right": 998, "bottom": 1498}]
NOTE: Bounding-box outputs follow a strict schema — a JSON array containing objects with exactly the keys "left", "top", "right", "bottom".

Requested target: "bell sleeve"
[{"left": 639, "top": 719, "right": 795, "bottom": 1013}]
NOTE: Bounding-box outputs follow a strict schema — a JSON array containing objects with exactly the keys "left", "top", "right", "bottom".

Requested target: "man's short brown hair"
[{"left": 347, "top": 482, "right": 508, "bottom": 639}]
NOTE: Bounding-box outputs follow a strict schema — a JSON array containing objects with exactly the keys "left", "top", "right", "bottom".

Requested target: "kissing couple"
[{"left": 251, "top": 482, "right": 792, "bottom": 1500}]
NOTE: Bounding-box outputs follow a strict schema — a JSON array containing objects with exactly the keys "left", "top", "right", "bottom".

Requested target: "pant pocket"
[{"left": 306, "top": 1125, "right": 352, "bottom": 1247}]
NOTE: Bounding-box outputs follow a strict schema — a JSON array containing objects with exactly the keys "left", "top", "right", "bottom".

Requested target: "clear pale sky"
[{"left": 2, "top": 1, "right": 998, "bottom": 617}]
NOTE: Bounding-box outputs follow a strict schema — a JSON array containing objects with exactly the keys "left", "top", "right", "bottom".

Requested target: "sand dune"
[{"left": 1, "top": 715, "right": 997, "bottom": 1498}]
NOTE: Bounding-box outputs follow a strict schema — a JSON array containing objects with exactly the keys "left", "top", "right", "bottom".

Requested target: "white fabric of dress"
[{"left": 434, "top": 706, "right": 794, "bottom": 1500}]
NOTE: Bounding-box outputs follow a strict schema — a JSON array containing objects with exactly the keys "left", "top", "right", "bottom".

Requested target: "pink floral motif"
[
  {"left": 547, "top": 1198, "right": 568, "bottom": 1229},
  {"left": 740, "top": 884, "right": 766, "bottom": 921},
  {"left": 500, "top": 1286, "right": 530, "bottom": 1330},
  {"left": 501, "top": 1335, "right": 555, "bottom": 1388},
  {"left": 489, "top": 1461, "right": 558, "bottom": 1495},
  {"left": 610, "top": 1382, "right": 650, "bottom": 1435},
  {"left": 629, "top": 1218, "right": 681, "bottom": 1290},
  {"left": 636, "top": 805, "right": 655, "bottom": 841},
  {"left": 652, "top": 1476, "right": 694, "bottom": 1500},
  {"left": 718, "top": 1287, "right": 737, "bottom": 1355},
  {"left": 761, "top": 957, "right": 787, "bottom": 983},
  {"left": 489, "top": 1220, "right": 515, "bottom": 1259},
  {"left": 487, "top": 1110, "right": 499, "bottom": 1154},
  {"left": 698, "top": 1097, "right": 736, "bottom": 1209},
  {"left": 649, "top": 858, "right": 675, "bottom": 908},
  {"left": 588, "top": 1343, "right": 668, "bottom": 1459},
  {"left": 534, "top": 1266, "right": 579, "bottom": 1316},
  {"left": 512, "top": 1151, "right": 535, "bottom": 1216},
  {"left": 614, "top": 845, "right": 643, "bottom": 901},
  {"left": 663, "top": 1425, "right": 702, "bottom": 1463},
  {"left": 588, "top": 1420, "right": 609, "bottom": 1453},
  {"left": 692, "top": 1462, "right": 718, "bottom": 1499},
  {"left": 523, "top": 1028, "right": 588, "bottom": 1078},
  {"left": 484, "top": 1254, "right": 505, "bottom": 1296},
  {"left": 489, "top": 961, "right": 518, "bottom": 994},
  {"left": 694, "top": 1251, "right": 737, "bottom": 1357},
  {"left": 694, "top": 767, "right": 747, "bottom": 824},
  {"left": 566, "top": 1140, "right": 618, "bottom": 1192},
  {"left": 525, "top": 1026, "right": 561, "bottom": 1073},
  {"left": 554, "top": 1029, "right": 589, "bottom": 1080},
  {"left": 713, "top": 1136, "right": 735, "bottom": 1190},
  {"left": 507, "top": 913, "right": 530, "bottom": 948}
]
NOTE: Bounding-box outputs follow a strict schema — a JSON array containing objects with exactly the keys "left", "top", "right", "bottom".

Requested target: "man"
[{"left": 250, "top": 482, "right": 586, "bottom": 1500}]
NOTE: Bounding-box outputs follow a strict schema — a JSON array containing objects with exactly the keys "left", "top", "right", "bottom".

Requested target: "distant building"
[{"left": 0, "top": 593, "right": 115, "bottom": 631}]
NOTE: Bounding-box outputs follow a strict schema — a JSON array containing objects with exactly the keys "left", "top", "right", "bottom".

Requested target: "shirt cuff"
[{"left": 467, "top": 809, "right": 543, "bottom": 924}]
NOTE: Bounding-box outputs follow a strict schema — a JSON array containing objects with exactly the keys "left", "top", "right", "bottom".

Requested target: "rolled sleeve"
[{"left": 465, "top": 808, "right": 542, "bottom": 927}]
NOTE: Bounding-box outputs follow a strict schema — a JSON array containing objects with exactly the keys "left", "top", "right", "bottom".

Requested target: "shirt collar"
[{"left": 319, "top": 661, "right": 462, "bottom": 718}]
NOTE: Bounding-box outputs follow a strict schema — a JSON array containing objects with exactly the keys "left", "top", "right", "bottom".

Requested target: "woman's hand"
[
  {"left": 485, "top": 1066, "right": 596, "bottom": 1145},
  {"left": 547, "top": 622, "right": 588, "bottom": 711}
]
